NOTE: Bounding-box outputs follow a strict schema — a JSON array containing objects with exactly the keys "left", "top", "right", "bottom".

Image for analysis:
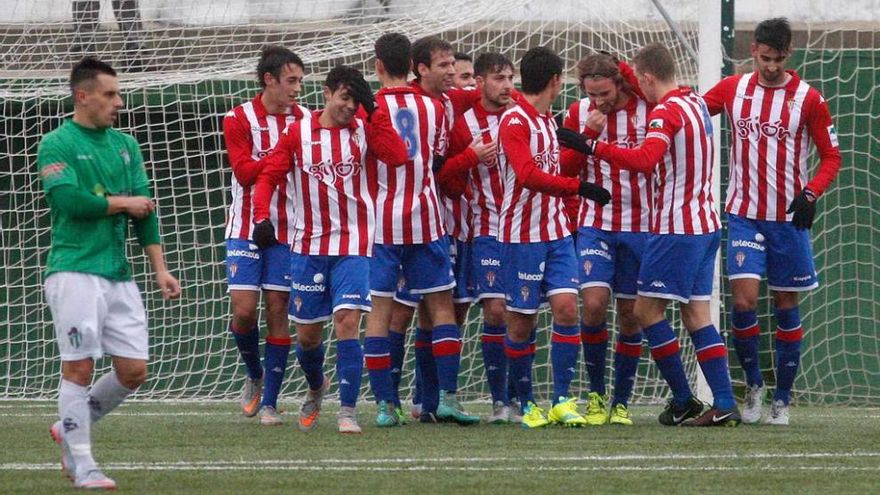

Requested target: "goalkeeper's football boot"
[
  {"left": 436, "top": 390, "right": 480, "bottom": 426},
  {"left": 50, "top": 420, "right": 75, "bottom": 482},
  {"left": 298, "top": 376, "right": 330, "bottom": 432},
  {"left": 658, "top": 396, "right": 704, "bottom": 426},
  {"left": 487, "top": 401, "right": 511, "bottom": 424},
  {"left": 741, "top": 384, "right": 765, "bottom": 424},
  {"left": 764, "top": 399, "right": 790, "bottom": 426},
  {"left": 682, "top": 406, "right": 742, "bottom": 427},
  {"left": 259, "top": 405, "right": 284, "bottom": 426},
  {"left": 584, "top": 392, "right": 609, "bottom": 426},
  {"left": 375, "top": 400, "right": 400, "bottom": 427},
  {"left": 337, "top": 406, "right": 362, "bottom": 434},
  {"left": 608, "top": 403, "right": 634, "bottom": 426},
  {"left": 240, "top": 376, "right": 263, "bottom": 417},
  {"left": 74, "top": 469, "right": 117, "bottom": 491},
  {"left": 548, "top": 396, "right": 588, "bottom": 427},
  {"left": 521, "top": 401, "right": 550, "bottom": 429}
]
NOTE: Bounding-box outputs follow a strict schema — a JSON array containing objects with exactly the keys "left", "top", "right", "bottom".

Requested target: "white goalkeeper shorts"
[{"left": 44, "top": 272, "right": 149, "bottom": 362}]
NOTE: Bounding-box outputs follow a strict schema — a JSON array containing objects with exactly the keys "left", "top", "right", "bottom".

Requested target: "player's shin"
[{"left": 690, "top": 325, "right": 736, "bottom": 411}]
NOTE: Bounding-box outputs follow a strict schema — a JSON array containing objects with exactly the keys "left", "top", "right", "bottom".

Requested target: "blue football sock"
[
  {"left": 262, "top": 336, "right": 291, "bottom": 408},
  {"left": 505, "top": 335, "right": 533, "bottom": 411},
  {"left": 580, "top": 321, "right": 609, "bottom": 395},
  {"left": 644, "top": 320, "right": 693, "bottom": 407},
  {"left": 612, "top": 331, "right": 642, "bottom": 407},
  {"left": 336, "top": 339, "right": 362, "bottom": 408},
  {"left": 774, "top": 306, "right": 803, "bottom": 405},
  {"left": 295, "top": 343, "right": 325, "bottom": 392},
  {"left": 690, "top": 325, "right": 736, "bottom": 411},
  {"left": 551, "top": 323, "right": 580, "bottom": 401},
  {"left": 414, "top": 328, "right": 438, "bottom": 413},
  {"left": 230, "top": 323, "right": 262, "bottom": 380},
  {"left": 364, "top": 336, "right": 393, "bottom": 403},
  {"left": 481, "top": 324, "right": 508, "bottom": 404},
  {"left": 389, "top": 330, "right": 406, "bottom": 407},
  {"left": 432, "top": 324, "right": 462, "bottom": 394},
  {"left": 731, "top": 310, "right": 763, "bottom": 387}
]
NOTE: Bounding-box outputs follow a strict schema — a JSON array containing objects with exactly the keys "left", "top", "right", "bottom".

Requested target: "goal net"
[{"left": 1, "top": 0, "right": 876, "bottom": 406}]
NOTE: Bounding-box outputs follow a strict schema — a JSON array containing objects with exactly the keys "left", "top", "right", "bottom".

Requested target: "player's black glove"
[
  {"left": 348, "top": 76, "right": 376, "bottom": 117},
  {"left": 432, "top": 155, "right": 447, "bottom": 174},
  {"left": 557, "top": 127, "right": 596, "bottom": 155},
  {"left": 253, "top": 219, "right": 277, "bottom": 250},
  {"left": 786, "top": 187, "right": 817, "bottom": 230},
  {"left": 578, "top": 181, "right": 611, "bottom": 206},
  {"left": 554, "top": 112, "right": 565, "bottom": 128}
]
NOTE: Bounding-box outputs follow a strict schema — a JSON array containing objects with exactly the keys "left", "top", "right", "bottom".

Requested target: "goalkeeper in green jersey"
[{"left": 38, "top": 57, "right": 180, "bottom": 491}]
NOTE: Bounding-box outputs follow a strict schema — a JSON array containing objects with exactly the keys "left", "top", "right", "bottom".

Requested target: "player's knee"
[
  {"left": 553, "top": 301, "right": 579, "bottom": 327},
  {"left": 231, "top": 308, "right": 258, "bottom": 331},
  {"left": 772, "top": 291, "right": 799, "bottom": 310},
  {"left": 732, "top": 294, "right": 758, "bottom": 313},
  {"left": 581, "top": 299, "right": 608, "bottom": 325},
  {"left": 482, "top": 301, "right": 506, "bottom": 327},
  {"left": 116, "top": 364, "right": 147, "bottom": 389},
  {"left": 618, "top": 311, "right": 640, "bottom": 335}
]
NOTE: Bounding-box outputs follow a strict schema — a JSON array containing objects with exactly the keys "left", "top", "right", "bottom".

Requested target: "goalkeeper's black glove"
[
  {"left": 432, "top": 155, "right": 447, "bottom": 174},
  {"left": 253, "top": 219, "right": 278, "bottom": 250},
  {"left": 348, "top": 76, "right": 376, "bottom": 117},
  {"left": 557, "top": 127, "right": 596, "bottom": 156},
  {"left": 786, "top": 187, "right": 817, "bottom": 230},
  {"left": 578, "top": 181, "right": 611, "bottom": 206}
]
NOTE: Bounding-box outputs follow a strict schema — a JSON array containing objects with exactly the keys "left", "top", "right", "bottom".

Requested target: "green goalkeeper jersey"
[{"left": 37, "top": 120, "right": 155, "bottom": 281}]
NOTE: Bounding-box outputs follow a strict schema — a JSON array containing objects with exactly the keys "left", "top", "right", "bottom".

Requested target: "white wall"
[{"left": 1, "top": 0, "right": 877, "bottom": 24}]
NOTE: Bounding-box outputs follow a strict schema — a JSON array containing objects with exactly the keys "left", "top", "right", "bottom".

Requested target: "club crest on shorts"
[
  {"left": 583, "top": 260, "right": 593, "bottom": 276},
  {"left": 229, "top": 263, "right": 238, "bottom": 278},
  {"left": 397, "top": 276, "right": 406, "bottom": 291},
  {"left": 293, "top": 296, "right": 303, "bottom": 313},
  {"left": 67, "top": 327, "right": 81, "bottom": 349},
  {"left": 520, "top": 285, "right": 530, "bottom": 301},
  {"left": 486, "top": 270, "right": 496, "bottom": 287},
  {"left": 735, "top": 251, "right": 746, "bottom": 268}
]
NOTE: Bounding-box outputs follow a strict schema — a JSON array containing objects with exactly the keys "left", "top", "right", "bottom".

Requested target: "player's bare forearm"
[{"left": 144, "top": 244, "right": 181, "bottom": 299}]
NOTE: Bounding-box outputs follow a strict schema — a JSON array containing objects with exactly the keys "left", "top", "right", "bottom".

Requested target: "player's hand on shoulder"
[
  {"left": 469, "top": 137, "right": 497, "bottom": 164},
  {"left": 156, "top": 271, "right": 181, "bottom": 300},
  {"left": 253, "top": 219, "right": 278, "bottom": 250},
  {"left": 586, "top": 109, "right": 607, "bottom": 133},
  {"left": 787, "top": 187, "right": 816, "bottom": 230}
]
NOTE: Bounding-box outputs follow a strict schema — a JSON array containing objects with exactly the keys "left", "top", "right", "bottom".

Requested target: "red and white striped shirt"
[
  {"left": 704, "top": 71, "right": 841, "bottom": 221},
  {"left": 594, "top": 87, "right": 720, "bottom": 235},
  {"left": 223, "top": 94, "right": 310, "bottom": 242},
  {"left": 438, "top": 101, "right": 505, "bottom": 238},
  {"left": 371, "top": 86, "right": 449, "bottom": 245},
  {"left": 252, "top": 111, "right": 407, "bottom": 256},
  {"left": 563, "top": 95, "right": 652, "bottom": 232},
  {"left": 497, "top": 99, "right": 581, "bottom": 243}
]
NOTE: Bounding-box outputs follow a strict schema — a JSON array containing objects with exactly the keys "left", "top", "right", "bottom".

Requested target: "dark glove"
[
  {"left": 578, "top": 181, "right": 611, "bottom": 206},
  {"left": 432, "top": 155, "right": 447, "bottom": 174},
  {"left": 554, "top": 112, "right": 565, "bottom": 128},
  {"left": 253, "top": 219, "right": 278, "bottom": 249},
  {"left": 348, "top": 76, "right": 376, "bottom": 116},
  {"left": 557, "top": 127, "right": 596, "bottom": 155},
  {"left": 786, "top": 187, "right": 816, "bottom": 230}
]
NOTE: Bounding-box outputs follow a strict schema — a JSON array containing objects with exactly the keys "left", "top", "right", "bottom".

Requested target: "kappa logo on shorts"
[
  {"left": 67, "top": 327, "right": 81, "bottom": 349},
  {"left": 520, "top": 286, "right": 530, "bottom": 301},
  {"left": 583, "top": 260, "right": 593, "bottom": 276},
  {"left": 735, "top": 251, "right": 746, "bottom": 268},
  {"left": 650, "top": 280, "right": 666, "bottom": 289},
  {"left": 486, "top": 270, "right": 496, "bottom": 287}
]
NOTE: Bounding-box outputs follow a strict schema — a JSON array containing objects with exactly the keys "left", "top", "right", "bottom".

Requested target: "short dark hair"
[
  {"left": 70, "top": 57, "right": 116, "bottom": 96},
  {"left": 256, "top": 45, "right": 304, "bottom": 88},
  {"left": 411, "top": 36, "right": 453, "bottom": 79},
  {"left": 755, "top": 17, "right": 792, "bottom": 52},
  {"left": 324, "top": 65, "right": 365, "bottom": 94},
  {"left": 473, "top": 52, "right": 514, "bottom": 77},
  {"left": 454, "top": 51, "right": 472, "bottom": 63},
  {"left": 375, "top": 32, "right": 412, "bottom": 79},
  {"left": 632, "top": 43, "right": 676, "bottom": 82},
  {"left": 519, "top": 46, "right": 563, "bottom": 94}
]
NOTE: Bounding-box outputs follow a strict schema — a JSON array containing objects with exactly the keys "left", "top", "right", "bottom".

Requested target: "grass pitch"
[{"left": 1, "top": 401, "right": 878, "bottom": 494}]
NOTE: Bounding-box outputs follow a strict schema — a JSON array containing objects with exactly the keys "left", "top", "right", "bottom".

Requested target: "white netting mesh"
[{"left": 2, "top": 1, "right": 876, "bottom": 405}]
